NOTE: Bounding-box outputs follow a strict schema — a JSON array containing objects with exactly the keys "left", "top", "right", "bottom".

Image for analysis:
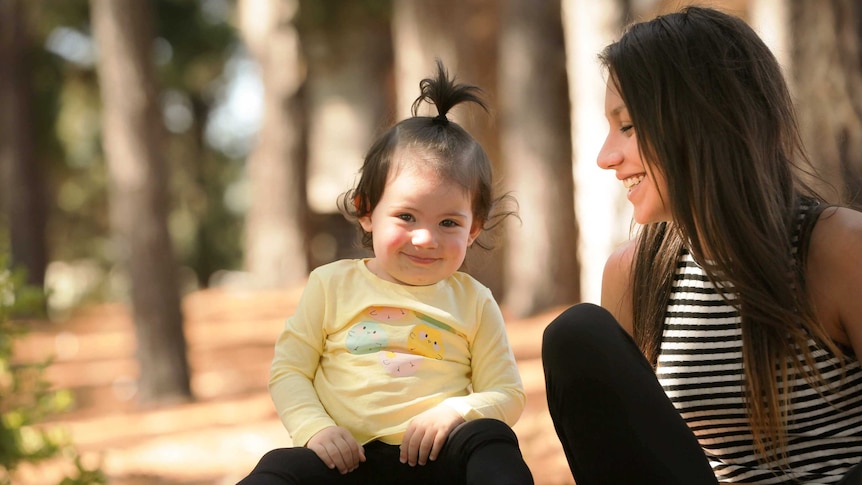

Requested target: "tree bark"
[
  {"left": 790, "top": 0, "right": 862, "bottom": 208},
  {"left": 239, "top": 0, "right": 308, "bottom": 288},
  {"left": 500, "top": 0, "right": 580, "bottom": 318},
  {"left": 90, "top": 0, "right": 192, "bottom": 404},
  {"left": 300, "top": 0, "right": 392, "bottom": 266},
  {"left": 391, "top": 0, "right": 458, "bottom": 119},
  {"left": 391, "top": 0, "right": 505, "bottom": 297},
  {"left": 562, "top": 0, "right": 628, "bottom": 305},
  {"left": 0, "top": 0, "right": 48, "bottom": 290}
]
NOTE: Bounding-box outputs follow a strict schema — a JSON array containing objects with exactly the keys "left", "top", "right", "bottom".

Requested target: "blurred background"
[{"left": 2, "top": 0, "right": 861, "bottom": 483}]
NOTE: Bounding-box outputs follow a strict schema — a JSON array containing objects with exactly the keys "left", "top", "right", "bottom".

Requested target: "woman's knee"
[{"left": 542, "top": 303, "right": 620, "bottom": 364}]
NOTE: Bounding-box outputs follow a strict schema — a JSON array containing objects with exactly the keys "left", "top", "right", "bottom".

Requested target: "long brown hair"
[{"left": 600, "top": 6, "right": 844, "bottom": 464}]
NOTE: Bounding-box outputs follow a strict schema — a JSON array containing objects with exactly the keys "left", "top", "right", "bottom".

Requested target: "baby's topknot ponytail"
[{"left": 411, "top": 59, "right": 488, "bottom": 123}]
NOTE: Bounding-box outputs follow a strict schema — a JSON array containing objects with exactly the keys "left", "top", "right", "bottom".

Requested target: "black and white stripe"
[{"left": 656, "top": 207, "right": 862, "bottom": 483}]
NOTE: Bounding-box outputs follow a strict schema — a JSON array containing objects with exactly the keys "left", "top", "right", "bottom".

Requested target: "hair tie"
[{"left": 432, "top": 113, "right": 449, "bottom": 125}]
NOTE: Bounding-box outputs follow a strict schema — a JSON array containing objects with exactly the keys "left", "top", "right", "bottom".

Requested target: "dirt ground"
[{"left": 11, "top": 285, "right": 575, "bottom": 485}]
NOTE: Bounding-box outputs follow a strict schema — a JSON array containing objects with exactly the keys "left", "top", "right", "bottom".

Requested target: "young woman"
[
  {"left": 542, "top": 6, "right": 862, "bottom": 484},
  {"left": 238, "top": 61, "right": 532, "bottom": 485}
]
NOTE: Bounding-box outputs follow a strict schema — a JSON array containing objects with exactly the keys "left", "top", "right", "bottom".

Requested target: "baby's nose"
[{"left": 411, "top": 228, "right": 436, "bottom": 247}]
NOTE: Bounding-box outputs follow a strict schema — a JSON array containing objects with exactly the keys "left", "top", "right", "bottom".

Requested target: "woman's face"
[{"left": 597, "top": 80, "right": 671, "bottom": 225}]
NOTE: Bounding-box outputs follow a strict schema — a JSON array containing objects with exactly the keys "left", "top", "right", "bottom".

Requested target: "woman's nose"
[
  {"left": 411, "top": 228, "right": 437, "bottom": 247},
  {"left": 597, "top": 136, "right": 623, "bottom": 170}
]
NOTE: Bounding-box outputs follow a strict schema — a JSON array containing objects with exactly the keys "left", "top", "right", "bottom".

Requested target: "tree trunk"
[
  {"left": 300, "top": 0, "right": 392, "bottom": 266},
  {"left": 0, "top": 0, "right": 48, "bottom": 290},
  {"left": 749, "top": 0, "right": 791, "bottom": 71},
  {"left": 189, "top": 94, "right": 221, "bottom": 288},
  {"left": 90, "top": 0, "right": 192, "bottom": 404},
  {"left": 500, "top": 0, "right": 580, "bottom": 318},
  {"left": 790, "top": 0, "right": 862, "bottom": 207},
  {"left": 238, "top": 0, "right": 308, "bottom": 288},
  {"left": 391, "top": 0, "right": 505, "bottom": 297},
  {"left": 562, "top": 0, "right": 628, "bottom": 305},
  {"left": 391, "top": 0, "right": 458, "bottom": 119}
]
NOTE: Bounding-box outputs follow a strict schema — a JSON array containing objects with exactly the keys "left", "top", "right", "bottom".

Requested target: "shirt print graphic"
[{"left": 345, "top": 306, "right": 456, "bottom": 377}]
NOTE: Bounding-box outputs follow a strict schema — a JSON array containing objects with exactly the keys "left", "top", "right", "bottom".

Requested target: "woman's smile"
[{"left": 623, "top": 174, "right": 645, "bottom": 191}]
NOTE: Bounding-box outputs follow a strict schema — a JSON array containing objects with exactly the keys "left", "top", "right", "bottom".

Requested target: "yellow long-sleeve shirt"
[{"left": 269, "top": 259, "right": 525, "bottom": 447}]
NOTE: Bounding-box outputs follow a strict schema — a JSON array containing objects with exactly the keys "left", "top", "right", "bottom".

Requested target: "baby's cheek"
[{"left": 383, "top": 228, "right": 411, "bottom": 247}]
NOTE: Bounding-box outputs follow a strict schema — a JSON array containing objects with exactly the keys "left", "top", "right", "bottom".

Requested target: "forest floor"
[{"left": 11, "top": 285, "right": 574, "bottom": 485}]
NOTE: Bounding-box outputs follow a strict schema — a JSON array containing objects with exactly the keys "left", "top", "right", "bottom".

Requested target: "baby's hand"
[
  {"left": 306, "top": 426, "right": 366, "bottom": 474},
  {"left": 400, "top": 406, "right": 465, "bottom": 466}
]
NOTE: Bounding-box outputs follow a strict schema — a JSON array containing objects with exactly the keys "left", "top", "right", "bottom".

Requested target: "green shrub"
[{"left": 0, "top": 256, "right": 106, "bottom": 485}]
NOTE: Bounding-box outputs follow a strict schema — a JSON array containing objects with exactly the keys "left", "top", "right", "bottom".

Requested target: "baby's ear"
[
  {"left": 467, "top": 221, "right": 482, "bottom": 246},
  {"left": 354, "top": 195, "right": 372, "bottom": 229},
  {"left": 359, "top": 214, "right": 373, "bottom": 233}
]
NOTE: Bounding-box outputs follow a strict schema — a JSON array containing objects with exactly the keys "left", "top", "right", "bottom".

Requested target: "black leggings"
[
  {"left": 542, "top": 303, "right": 862, "bottom": 485},
  {"left": 236, "top": 418, "right": 534, "bottom": 485}
]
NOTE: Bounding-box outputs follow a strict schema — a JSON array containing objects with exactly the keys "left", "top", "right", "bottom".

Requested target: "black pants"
[
  {"left": 236, "top": 418, "right": 534, "bottom": 485},
  {"left": 542, "top": 303, "right": 862, "bottom": 485}
]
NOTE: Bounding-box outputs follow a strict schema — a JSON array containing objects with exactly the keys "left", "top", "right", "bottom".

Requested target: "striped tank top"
[{"left": 656, "top": 201, "right": 862, "bottom": 483}]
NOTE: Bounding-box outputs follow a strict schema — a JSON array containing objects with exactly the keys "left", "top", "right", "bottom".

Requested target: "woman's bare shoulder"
[{"left": 807, "top": 206, "right": 862, "bottom": 353}]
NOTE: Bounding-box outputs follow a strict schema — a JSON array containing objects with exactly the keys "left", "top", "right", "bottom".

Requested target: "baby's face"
[{"left": 359, "top": 157, "right": 479, "bottom": 286}]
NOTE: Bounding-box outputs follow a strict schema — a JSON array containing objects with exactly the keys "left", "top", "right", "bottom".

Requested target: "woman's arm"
[{"left": 601, "top": 240, "right": 636, "bottom": 336}]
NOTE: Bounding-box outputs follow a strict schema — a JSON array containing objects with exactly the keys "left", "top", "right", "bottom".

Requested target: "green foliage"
[
  {"left": 0, "top": 255, "right": 105, "bottom": 485},
  {"left": 299, "top": 0, "right": 392, "bottom": 31},
  {"left": 35, "top": 0, "right": 245, "bottom": 290}
]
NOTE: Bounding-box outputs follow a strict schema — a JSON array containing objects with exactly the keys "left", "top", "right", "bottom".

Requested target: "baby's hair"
[
  {"left": 411, "top": 61, "right": 487, "bottom": 121},
  {"left": 339, "top": 59, "right": 517, "bottom": 251}
]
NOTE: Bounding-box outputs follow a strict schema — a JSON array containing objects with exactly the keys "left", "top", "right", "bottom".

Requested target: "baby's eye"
[
  {"left": 397, "top": 213, "right": 415, "bottom": 222},
  {"left": 440, "top": 219, "right": 460, "bottom": 228}
]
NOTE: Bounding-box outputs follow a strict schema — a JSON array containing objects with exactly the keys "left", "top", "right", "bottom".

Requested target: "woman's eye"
[{"left": 620, "top": 124, "right": 634, "bottom": 134}]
